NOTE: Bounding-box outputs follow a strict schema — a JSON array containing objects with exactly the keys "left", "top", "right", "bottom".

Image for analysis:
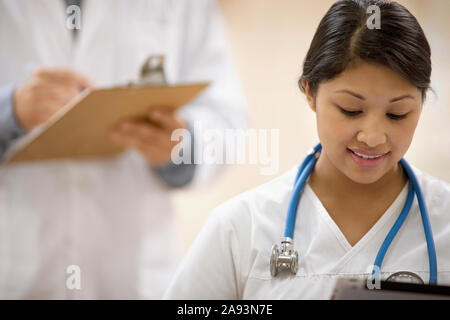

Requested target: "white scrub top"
[{"left": 164, "top": 163, "right": 450, "bottom": 299}]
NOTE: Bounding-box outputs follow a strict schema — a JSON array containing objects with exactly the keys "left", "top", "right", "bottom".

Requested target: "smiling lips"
[
  {"left": 347, "top": 148, "right": 389, "bottom": 168},
  {"left": 348, "top": 148, "right": 389, "bottom": 158}
]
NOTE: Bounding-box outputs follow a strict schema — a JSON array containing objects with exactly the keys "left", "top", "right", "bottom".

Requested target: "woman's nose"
[{"left": 356, "top": 115, "right": 387, "bottom": 148}]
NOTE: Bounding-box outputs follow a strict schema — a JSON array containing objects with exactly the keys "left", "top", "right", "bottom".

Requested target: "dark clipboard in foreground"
[{"left": 332, "top": 278, "right": 450, "bottom": 300}]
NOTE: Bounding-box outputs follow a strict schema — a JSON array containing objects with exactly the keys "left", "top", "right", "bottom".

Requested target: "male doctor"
[{"left": 0, "top": 0, "right": 246, "bottom": 299}]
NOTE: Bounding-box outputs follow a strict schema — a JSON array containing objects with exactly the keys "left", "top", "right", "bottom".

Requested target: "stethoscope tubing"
[
  {"left": 400, "top": 158, "right": 438, "bottom": 284},
  {"left": 372, "top": 176, "right": 415, "bottom": 280},
  {"left": 284, "top": 143, "right": 437, "bottom": 284},
  {"left": 284, "top": 143, "right": 322, "bottom": 239}
]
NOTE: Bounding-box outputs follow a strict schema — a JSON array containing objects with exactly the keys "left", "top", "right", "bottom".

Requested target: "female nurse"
[{"left": 164, "top": 0, "right": 450, "bottom": 299}]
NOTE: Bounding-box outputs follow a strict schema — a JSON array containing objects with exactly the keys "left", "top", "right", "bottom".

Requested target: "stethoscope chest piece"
[{"left": 270, "top": 237, "right": 298, "bottom": 277}]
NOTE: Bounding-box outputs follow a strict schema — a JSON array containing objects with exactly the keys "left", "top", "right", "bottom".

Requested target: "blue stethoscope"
[{"left": 270, "top": 143, "right": 438, "bottom": 285}]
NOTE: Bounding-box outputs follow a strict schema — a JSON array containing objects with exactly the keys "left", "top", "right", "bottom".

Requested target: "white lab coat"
[
  {"left": 164, "top": 163, "right": 450, "bottom": 299},
  {"left": 0, "top": 0, "right": 246, "bottom": 299}
]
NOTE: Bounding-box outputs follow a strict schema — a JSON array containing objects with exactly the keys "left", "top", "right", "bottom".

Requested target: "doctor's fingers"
[
  {"left": 35, "top": 85, "right": 80, "bottom": 110},
  {"left": 111, "top": 121, "right": 172, "bottom": 149},
  {"left": 109, "top": 130, "right": 172, "bottom": 165},
  {"left": 29, "top": 92, "right": 73, "bottom": 125},
  {"left": 147, "top": 108, "right": 186, "bottom": 133},
  {"left": 25, "top": 74, "right": 86, "bottom": 106},
  {"left": 35, "top": 68, "right": 94, "bottom": 90}
]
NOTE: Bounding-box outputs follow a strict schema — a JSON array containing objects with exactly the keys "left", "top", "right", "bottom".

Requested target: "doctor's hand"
[
  {"left": 14, "top": 68, "right": 94, "bottom": 131},
  {"left": 109, "top": 107, "right": 188, "bottom": 166}
]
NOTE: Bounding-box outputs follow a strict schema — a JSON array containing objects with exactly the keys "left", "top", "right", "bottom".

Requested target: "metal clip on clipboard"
[{"left": 135, "top": 55, "right": 167, "bottom": 86}]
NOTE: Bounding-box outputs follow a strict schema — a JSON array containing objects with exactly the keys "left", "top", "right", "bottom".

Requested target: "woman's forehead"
[{"left": 318, "top": 62, "right": 421, "bottom": 100}]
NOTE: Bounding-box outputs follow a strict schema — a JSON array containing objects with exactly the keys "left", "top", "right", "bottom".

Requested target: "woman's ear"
[{"left": 301, "top": 80, "right": 316, "bottom": 112}]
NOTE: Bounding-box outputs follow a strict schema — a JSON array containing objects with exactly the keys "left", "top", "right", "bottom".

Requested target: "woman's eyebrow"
[
  {"left": 335, "top": 89, "right": 416, "bottom": 102},
  {"left": 390, "top": 94, "right": 416, "bottom": 102}
]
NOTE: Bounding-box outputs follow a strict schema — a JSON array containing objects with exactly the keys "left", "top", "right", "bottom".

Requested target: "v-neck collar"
[{"left": 304, "top": 180, "right": 410, "bottom": 271}]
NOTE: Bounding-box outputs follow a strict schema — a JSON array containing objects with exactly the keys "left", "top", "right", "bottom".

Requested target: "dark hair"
[{"left": 299, "top": 0, "right": 431, "bottom": 102}]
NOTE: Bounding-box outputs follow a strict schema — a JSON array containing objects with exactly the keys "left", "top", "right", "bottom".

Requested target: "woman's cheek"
[
  {"left": 392, "top": 115, "right": 420, "bottom": 156},
  {"left": 319, "top": 109, "right": 353, "bottom": 143},
  {"left": 392, "top": 125, "right": 415, "bottom": 157}
]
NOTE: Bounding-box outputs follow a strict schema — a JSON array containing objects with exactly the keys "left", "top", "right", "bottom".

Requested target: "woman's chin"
[{"left": 343, "top": 166, "right": 387, "bottom": 185}]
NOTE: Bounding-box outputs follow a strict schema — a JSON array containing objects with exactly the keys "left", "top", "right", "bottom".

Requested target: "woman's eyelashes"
[{"left": 337, "top": 106, "right": 408, "bottom": 120}]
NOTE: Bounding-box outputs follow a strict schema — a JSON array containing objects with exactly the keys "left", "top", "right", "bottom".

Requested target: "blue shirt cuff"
[
  {"left": 0, "top": 84, "right": 26, "bottom": 160},
  {"left": 152, "top": 122, "right": 196, "bottom": 188}
]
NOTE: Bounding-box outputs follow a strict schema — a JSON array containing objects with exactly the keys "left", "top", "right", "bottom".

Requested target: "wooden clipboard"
[{"left": 3, "top": 82, "right": 209, "bottom": 164}]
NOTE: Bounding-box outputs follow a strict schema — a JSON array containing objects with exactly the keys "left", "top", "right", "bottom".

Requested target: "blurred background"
[{"left": 173, "top": 0, "right": 450, "bottom": 255}]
